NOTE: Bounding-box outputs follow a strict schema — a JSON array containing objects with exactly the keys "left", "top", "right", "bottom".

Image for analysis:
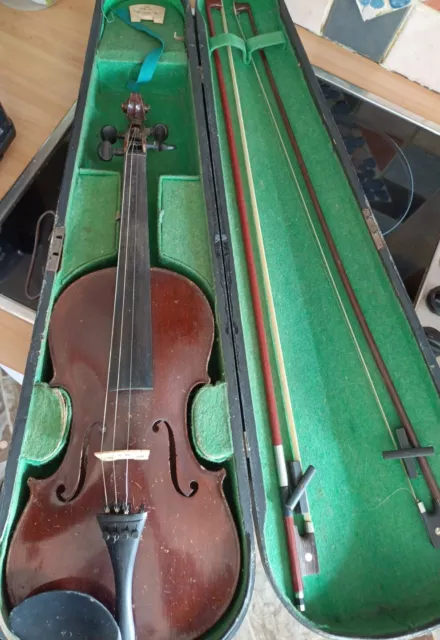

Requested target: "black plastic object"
[
  {"left": 101, "top": 125, "right": 118, "bottom": 144},
  {"left": 396, "top": 427, "right": 418, "bottom": 478},
  {"left": 97, "top": 509, "right": 148, "bottom": 640},
  {"left": 286, "top": 465, "right": 316, "bottom": 512},
  {"left": 424, "top": 326, "right": 440, "bottom": 357},
  {"left": 419, "top": 498, "right": 440, "bottom": 549},
  {"left": 9, "top": 590, "right": 121, "bottom": 639},
  {"left": 288, "top": 460, "right": 310, "bottom": 515},
  {"left": 428, "top": 287, "right": 440, "bottom": 316},
  {"left": 98, "top": 140, "right": 114, "bottom": 162},
  {"left": 152, "top": 123, "right": 169, "bottom": 144},
  {"left": 382, "top": 446, "right": 435, "bottom": 460},
  {"left": 0, "top": 103, "right": 15, "bottom": 160}
]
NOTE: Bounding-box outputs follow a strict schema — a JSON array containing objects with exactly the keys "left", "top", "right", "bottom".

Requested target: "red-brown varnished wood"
[{"left": 6, "top": 267, "right": 240, "bottom": 640}]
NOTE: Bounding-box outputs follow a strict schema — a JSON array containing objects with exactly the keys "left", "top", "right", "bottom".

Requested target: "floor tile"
[
  {"left": 383, "top": 4, "right": 440, "bottom": 92},
  {"left": 236, "top": 549, "right": 320, "bottom": 640},
  {"left": 0, "top": 370, "right": 20, "bottom": 486},
  {"left": 285, "top": 0, "right": 334, "bottom": 34},
  {"left": 323, "top": 0, "right": 410, "bottom": 61}
]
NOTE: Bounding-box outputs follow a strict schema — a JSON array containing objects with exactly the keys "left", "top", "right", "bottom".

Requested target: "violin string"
[
  {"left": 99, "top": 131, "right": 134, "bottom": 509},
  {"left": 110, "top": 129, "right": 136, "bottom": 507},
  {"left": 125, "top": 136, "right": 140, "bottom": 509},
  {"left": 234, "top": 14, "right": 417, "bottom": 501}
]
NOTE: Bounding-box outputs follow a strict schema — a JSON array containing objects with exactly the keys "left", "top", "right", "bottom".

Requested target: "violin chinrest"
[{"left": 9, "top": 590, "right": 121, "bottom": 640}]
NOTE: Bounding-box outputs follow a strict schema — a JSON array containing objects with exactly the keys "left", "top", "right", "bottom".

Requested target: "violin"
[{"left": 6, "top": 94, "right": 241, "bottom": 640}]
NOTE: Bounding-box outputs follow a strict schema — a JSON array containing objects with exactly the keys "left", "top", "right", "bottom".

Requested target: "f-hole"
[
  {"left": 153, "top": 421, "right": 198, "bottom": 497},
  {"left": 56, "top": 421, "right": 99, "bottom": 503}
]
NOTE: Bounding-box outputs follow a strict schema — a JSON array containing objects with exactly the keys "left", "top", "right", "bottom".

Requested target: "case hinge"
[
  {"left": 46, "top": 226, "right": 65, "bottom": 273},
  {"left": 362, "top": 208, "right": 384, "bottom": 251}
]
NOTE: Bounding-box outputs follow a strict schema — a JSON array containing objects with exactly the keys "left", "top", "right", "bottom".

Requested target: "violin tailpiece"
[{"left": 97, "top": 510, "right": 148, "bottom": 640}]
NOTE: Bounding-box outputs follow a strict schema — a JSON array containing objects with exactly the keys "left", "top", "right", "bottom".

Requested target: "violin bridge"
[{"left": 94, "top": 449, "right": 150, "bottom": 462}]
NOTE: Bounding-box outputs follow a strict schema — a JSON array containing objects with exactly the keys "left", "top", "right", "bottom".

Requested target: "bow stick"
[
  {"left": 234, "top": 2, "right": 440, "bottom": 546},
  {"left": 206, "top": 0, "right": 308, "bottom": 611}
]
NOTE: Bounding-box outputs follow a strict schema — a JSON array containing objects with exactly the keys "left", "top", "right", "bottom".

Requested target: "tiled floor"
[
  {"left": 237, "top": 553, "right": 317, "bottom": 640},
  {"left": 0, "top": 369, "right": 20, "bottom": 487}
]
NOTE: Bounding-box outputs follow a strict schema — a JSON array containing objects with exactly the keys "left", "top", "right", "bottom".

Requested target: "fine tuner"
[{"left": 98, "top": 120, "right": 174, "bottom": 162}]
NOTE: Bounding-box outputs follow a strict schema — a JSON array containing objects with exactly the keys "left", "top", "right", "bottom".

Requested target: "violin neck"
[{"left": 109, "top": 148, "right": 153, "bottom": 392}]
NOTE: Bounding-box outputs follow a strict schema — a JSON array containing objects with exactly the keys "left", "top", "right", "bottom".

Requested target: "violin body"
[{"left": 7, "top": 266, "right": 240, "bottom": 639}]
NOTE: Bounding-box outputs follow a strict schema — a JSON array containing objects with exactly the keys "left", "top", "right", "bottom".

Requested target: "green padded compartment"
[
  {"left": 158, "top": 175, "right": 214, "bottom": 300},
  {"left": 199, "top": 0, "right": 440, "bottom": 636}
]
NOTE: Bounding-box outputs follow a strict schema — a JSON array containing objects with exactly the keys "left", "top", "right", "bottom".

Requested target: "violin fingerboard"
[{"left": 109, "top": 150, "right": 153, "bottom": 392}]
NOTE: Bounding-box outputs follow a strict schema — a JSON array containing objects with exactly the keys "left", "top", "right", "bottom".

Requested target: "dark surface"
[
  {"left": 10, "top": 590, "right": 121, "bottom": 640},
  {"left": 0, "top": 131, "right": 70, "bottom": 311},
  {"left": 0, "top": 103, "right": 15, "bottom": 160}
]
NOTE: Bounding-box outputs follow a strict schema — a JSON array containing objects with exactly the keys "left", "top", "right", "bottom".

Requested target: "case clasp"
[{"left": 47, "top": 226, "right": 65, "bottom": 273}]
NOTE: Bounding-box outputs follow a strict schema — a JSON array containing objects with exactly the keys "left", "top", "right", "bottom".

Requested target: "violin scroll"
[
  {"left": 122, "top": 93, "right": 149, "bottom": 125},
  {"left": 98, "top": 93, "right": 175, "bottom": 162}
]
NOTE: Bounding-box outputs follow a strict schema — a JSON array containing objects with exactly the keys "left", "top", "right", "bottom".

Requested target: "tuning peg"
[
  {"left": 428, "top": 287, "right": 440, "bottom": 316},
  {"left": 98, "top": 140, "right": 114, "bottom": 162},
  {"left": 100, "top": 125, "right": 118, "bottom": 144},
  {"left": 152, "top": 124, "right": 169, "bottom": 143}
]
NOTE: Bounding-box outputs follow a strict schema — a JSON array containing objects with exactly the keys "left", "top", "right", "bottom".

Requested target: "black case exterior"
[{"left": 1, "top": 1, "right": 440, "bottom": 638}]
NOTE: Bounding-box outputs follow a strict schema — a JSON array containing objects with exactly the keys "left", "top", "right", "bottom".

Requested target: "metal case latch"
[{"left": 47, "top": 226, "right": 65, "bottom": 273}]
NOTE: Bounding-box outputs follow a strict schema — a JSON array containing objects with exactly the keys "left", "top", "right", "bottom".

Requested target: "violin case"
[{"left": 2, "top": 0, "right": 440, "bottom": 638}]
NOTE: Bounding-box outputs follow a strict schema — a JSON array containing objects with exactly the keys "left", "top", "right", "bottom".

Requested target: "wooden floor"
[{"left": 0, "top": 0, "right": 94, "bottom": 201}]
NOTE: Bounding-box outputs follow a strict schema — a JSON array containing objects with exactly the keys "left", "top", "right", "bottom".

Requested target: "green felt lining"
[
  {"left": 158, "top": 175, "right": 214, "bottom": 299},
  {"left": 21, "top": 384, "right": 70, "bottom": 465},
  {"left": 192, "top": 384, "right": 233, "bottom": 462},
  {"left": 57, "top": 170, "right": 119, "bottom": 289}
]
